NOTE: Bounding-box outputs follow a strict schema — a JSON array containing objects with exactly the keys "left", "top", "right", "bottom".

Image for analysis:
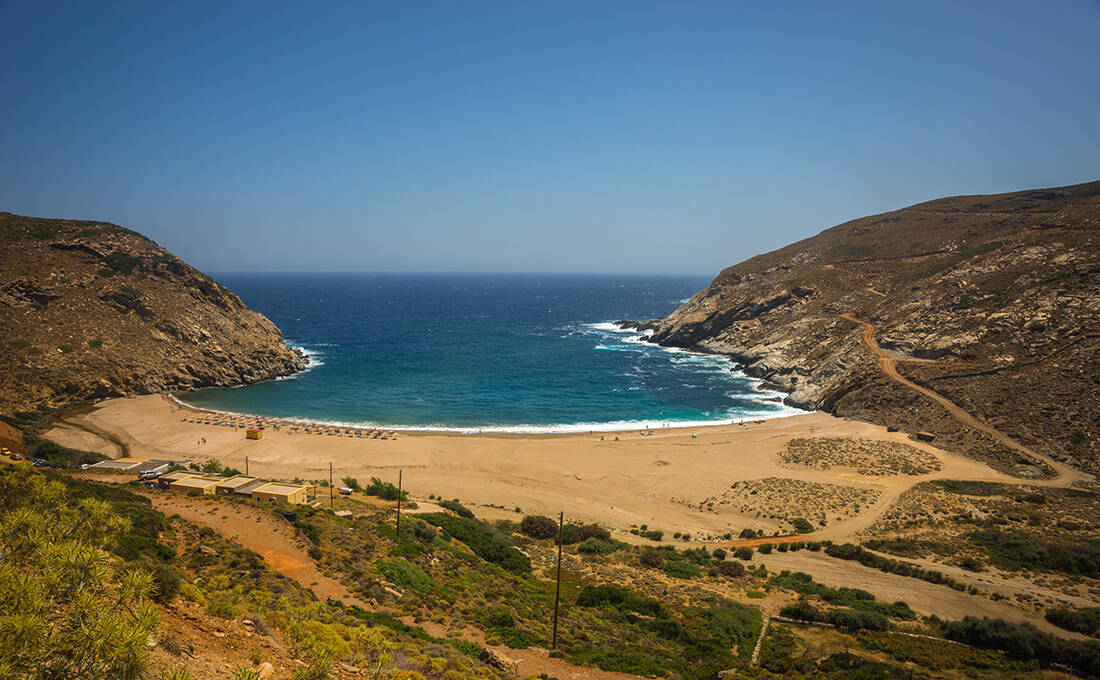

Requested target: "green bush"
[
  {"left": 520, "top": 514, "right": 557, "bottom": 539},
  {"left": 420, "top": 513, "right": 530, "bottom": 575},
  {"left": 662, "top": 560, "right": 700, "bottom": 579},
  {"left": 439, "top": 499, "right": 474, "bottom": 518},
  {"left": 1045, "top": 606, "right": 1100, "bottom": 637},
  {"left": 377, "top": 558, "right": 440, "bottom": 596},
  {"left": 734, "top": 547, "right": 753, "bottom": 560},
  {"left": 700, "top": 600, "right": 762, "bottom": 654},
  {"left": 365, "top": 477, "right": 407, "bottom": 501},
  {"left": 575, "top": 585, "right": 663, "bottom": 617},
  {"left": 560, "top": 522, "right": 609, "bottom": 545},
  {"left": 791, "top": 517, "right": 814, "bottom": 533},
  {"left": 577, "top": 537, "right": 627, "bottom": 555},
  {"left": 757, "top": 543, "right": 773, "bottom": 554}
]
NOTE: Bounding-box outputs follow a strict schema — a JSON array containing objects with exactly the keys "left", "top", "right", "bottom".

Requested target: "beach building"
[
  {"left": 170, "top": 475, "right": 223, "bottom": 496},
  {"left": 158, "top": 470, "right": 199, "bottom": 490},
  {"left": 217, "top": 474, "right": 259, "bottom": 495},
  {"left": 89, "top": 457, "right": 147, "bottom": 472},
  {"left": 233, "top": 478, "right": 270, "bottom": 497},
  {"left": 251, "top": 482, "right": 310, "bottom": 505},
  {"left": 246, "top": 429, "right": 263, "bottom": 440}
]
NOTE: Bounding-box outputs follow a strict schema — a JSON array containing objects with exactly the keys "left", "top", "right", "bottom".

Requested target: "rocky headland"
[
  {"left": 0, "top": 212, "right": 305, "bottom": 413},
  {"left": 628, "top": 180, "right": 1100, "bottom": 477}
]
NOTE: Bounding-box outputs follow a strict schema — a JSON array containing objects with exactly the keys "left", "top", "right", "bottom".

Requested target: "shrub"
[
  {"left": 827, "top": 609, "right": 889, "bottom": 631},
  {"left": 701, "top": 600, "right": 763, "bottom": 654},
  {"left": 560, "top": 523, "right": 609, "bottom": 545},
  {"left": 200, "top": 458, "right": 224, "bottom": 474},
  {"left": 575, "top": 585, "right": 663, "bottom": 617},
  {"left": 341, "top": 476, "right": 360, "bottom": 490},
  {"left": 520, "top": 514, "right": 557, "bottom": 539},
  {"left": 365, "top": 477, "right": 407, "bottom": 501},
  {"left": 791, "top": 518, "right": 814, "bottom": 534},
  {"left": 712, "top": 548, "right": 727, "bottom": 560},
  {"left": 577, "top": 537, "right": 627, "bottom": 555},
  {"left": 420, "top": 513, "right": 530, "bottom": 575},
  {"left": 639, "top": 529, "right": 663, "bottom": 541},
  {"left": 719, "top": 561, "right": 745, "bottom": 578},
  {"left": 780, "top": 600, "right": 823, "bottom": 622},
  {"left": 662, "top": 560, "right": 700, "bottom": 579},
  {"left": 439, "top": 499, "right": 474, "bottom": 518},
  {"left": 1045, "top": 607, "right": 1100, "bottom": 637},
  {"left": 377, "top": 558, "right": 439, "bottom": 596},
  {"left": 411, "top": 521, "right": 436, "bottom": 543},
  {"left": 639, "top": 550, "right": 664, "bottom": 568},
  {"left": 734, "top": 547, "right": 753, "bottom": 560},
  {"left": 757, "top": 543, "right": 773, "bottom": 554},
  {"left": 206, "top": 596, "right": 238, "bottom": 619}
]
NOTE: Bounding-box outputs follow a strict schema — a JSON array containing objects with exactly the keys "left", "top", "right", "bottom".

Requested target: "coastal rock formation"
[
  {"left": 0, "top": 212, "right": 305, "bottom": 413},
  {"left": 636, "top": 181, "right": 1100, "bottom": 475}
]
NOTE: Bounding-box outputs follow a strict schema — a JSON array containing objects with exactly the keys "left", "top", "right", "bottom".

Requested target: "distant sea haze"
[{"left": 183, "top": 273, "right": 803, "bottom": 431}]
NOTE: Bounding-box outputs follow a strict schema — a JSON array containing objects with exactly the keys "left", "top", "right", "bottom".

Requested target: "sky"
[{"left": 1, "top": 1, "right": 1098, "bottom": 275}]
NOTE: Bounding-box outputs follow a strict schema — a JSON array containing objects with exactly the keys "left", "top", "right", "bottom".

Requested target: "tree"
[
  {"left": 341, "top": 476, "right": 360, "bottom": 491},
  {"left": 0, "top": 463, "right": 160, "bottom": 679}
]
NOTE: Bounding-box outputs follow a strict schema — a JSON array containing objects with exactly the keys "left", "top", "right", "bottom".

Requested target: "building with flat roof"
[
  {"left": 233, "top": 478, "right": 270, "bottom": 496},
  {"left": 170, "top": 476, "right": 223, "bottom": 496},
  {"left": 216, "top": 475, "right": 258, "bottom": 495},
  {"left": 89, "top": 458, "right": 146, "bottom": 471},
  {"left": 158, "top": 470, "right": 199, "bottom": 490},
  {"left": 251, "top": 482, "right": 310, "bottom": 505}
]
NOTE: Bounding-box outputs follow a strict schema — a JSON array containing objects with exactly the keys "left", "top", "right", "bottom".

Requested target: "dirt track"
[
  {"left": 145, "top": 492, "right": 646, "bottom": 680},
  {"left": 840, "top": 313, "right": 1087, "bottom": 485}
]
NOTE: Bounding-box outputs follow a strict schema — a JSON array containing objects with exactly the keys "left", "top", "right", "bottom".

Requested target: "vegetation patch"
[{"left": 419, "top": 512, "right": 531, "bottom": 575}]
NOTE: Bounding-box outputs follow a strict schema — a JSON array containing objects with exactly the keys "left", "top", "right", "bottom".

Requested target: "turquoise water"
[{"left": 182, "top": 273, "right": 800, "bottom": 431}]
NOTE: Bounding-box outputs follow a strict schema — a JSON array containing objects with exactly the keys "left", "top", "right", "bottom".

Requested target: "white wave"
[{"left": 168, "top": 399, "right": 807, "bottom": 435}]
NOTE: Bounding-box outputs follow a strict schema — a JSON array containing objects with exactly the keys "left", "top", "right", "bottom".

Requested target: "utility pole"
[
  {"left": 552, "top": 511, "right": 563, "bottom": 650},
  {"left": 329, "top": 462, "right": 333, "bottom": 510},
  {"left": 395, "top": 470, "right": 403, "bottom": 538},
  {"left": 245, "top": 456, "right": 248, "bottom": 476}
]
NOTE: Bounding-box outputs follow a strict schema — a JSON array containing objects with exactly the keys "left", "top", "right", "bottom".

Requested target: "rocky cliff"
[
  {"left": 0, "top": 212, "right": 305, "bottom": 413},
  {"left": 637, "top": 181, "right": 1100, "bottom": 476}
]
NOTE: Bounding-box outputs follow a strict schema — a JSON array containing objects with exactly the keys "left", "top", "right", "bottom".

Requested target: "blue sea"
[{"left": 182, "top": 273, "right": 801, "bottom": 432}]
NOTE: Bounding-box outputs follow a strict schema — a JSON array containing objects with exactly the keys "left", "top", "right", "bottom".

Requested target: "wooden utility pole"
[
  {"left": 329, "top": 462, "right": 334, "bottom": 510},
  {"left": 395, "top": 470, "right": 403, "bottom": 538},
  {"left": 552, "top": 511, "right": 563, "bottom": 650},
  {"left": 245, "top": 456, "right": 249, "bottom": 476}
]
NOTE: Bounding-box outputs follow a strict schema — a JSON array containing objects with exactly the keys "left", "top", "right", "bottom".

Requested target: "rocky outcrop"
[
  {"left": 0, "top": 212, "right": 306, "bottom": 413},
  {"left": 640, "top": 180, "right": 1100, "bottom": 475}
]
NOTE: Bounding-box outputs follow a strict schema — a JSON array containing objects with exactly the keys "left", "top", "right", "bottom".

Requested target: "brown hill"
[
  {"left": 0, "top": 212, "right": 304, "bottom": 413},
  {"left": 638, "top": 181, "right": 1100, "bottom": 477}
]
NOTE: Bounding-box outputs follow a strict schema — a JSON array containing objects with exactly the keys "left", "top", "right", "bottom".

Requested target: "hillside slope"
[
  {"left": 639, "top": 181, "right": 1100, "bottom": 476},
  {"left": 0, "top": 212, "right": 304, "bottom": 413}
]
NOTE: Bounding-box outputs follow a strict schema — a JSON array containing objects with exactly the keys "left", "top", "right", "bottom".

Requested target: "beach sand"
[{"left": 46, "top": 394, "right": 1013, "bottom": 542}]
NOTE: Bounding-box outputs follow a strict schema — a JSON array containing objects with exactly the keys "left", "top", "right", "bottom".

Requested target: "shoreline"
[{"left": 168, "top": 391, "right": 808, "bottom": 436}]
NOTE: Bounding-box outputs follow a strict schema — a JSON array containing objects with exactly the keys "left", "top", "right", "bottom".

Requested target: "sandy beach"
[{"left": 47, "top": 393, "right": 1017, "bottom": 543}]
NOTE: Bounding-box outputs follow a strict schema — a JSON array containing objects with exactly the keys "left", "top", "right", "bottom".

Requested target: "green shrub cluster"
[
  {"left": 1044, "top": 606, "right": 1100, "bottom": 637},
  {"left": 364, "top": 477, "right": 407, "bottom": 501},
  {"left": 419, "top": 513, "right": 530, "bottom": 575},
  {"left": 519, "top": 514, "right": 557, "bottom": 538},
  {"left": 968, "top": 528, "right": 1100, "bottom": 577},
  {"left": 944, "top": 616, "right": 1100, "bottom": 677},
  {"left": 770, "top": 571, "right": 914, "bottom": 621},
  {"left": 825, "top": 543, "right": 968, "bottom": 591},
  {"left": 438, "top": 499, "right": 474, "bottom": 518},
  {"left": 576, "top": 537, "right": 627, "bottom": 555}
]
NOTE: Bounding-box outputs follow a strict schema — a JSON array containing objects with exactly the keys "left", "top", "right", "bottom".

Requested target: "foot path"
[{"left": 839, "top": 313, "right": 1088, "bottom": 485}]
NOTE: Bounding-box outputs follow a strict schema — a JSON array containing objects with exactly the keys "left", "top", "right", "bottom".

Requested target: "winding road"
[{"left": 839, "top": 313, "right": 1087, "bottom": 485}]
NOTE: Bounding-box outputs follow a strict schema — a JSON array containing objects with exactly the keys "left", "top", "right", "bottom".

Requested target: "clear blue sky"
[{"left": 2, "top": 1, "right": 1098, "bottom": 275}]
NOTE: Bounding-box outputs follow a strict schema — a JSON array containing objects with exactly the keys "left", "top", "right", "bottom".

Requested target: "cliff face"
[
  {"left": 0, "top": 212, "right": 305, "bottom": 413},
  {"left": 641, "top": 181, "right": 1100, "bottom": 476}
]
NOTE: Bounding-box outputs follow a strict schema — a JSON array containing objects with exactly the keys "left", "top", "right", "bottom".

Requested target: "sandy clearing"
[{"left": 752, "top": 550, "right": 1085, "bottom": 639}]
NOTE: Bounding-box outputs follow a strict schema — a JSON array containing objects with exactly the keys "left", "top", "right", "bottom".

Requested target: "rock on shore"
[{"left": 0, "top": 212, "right": 306, "bottom": 413}]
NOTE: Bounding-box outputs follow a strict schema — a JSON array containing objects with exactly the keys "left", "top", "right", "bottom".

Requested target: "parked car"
[
  {"left": 138, "top": 470, "right": 163, "bottom": 480},
  {"left": 32, "top": 458, "right": 47, "bottom": 467},
  {"left": 338, "top": 487, "right": 354, "bottom": 495},
  {"left": 80, "top": 463, "right": 91, "bottom": 470},
  {"left": 11, "top": 453, "right": 24, "bottom": 461}
]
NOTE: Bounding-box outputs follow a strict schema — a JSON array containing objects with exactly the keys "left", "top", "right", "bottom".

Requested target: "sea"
[{"left": 181, "top": 273, "right": 803, "bottom": 432}]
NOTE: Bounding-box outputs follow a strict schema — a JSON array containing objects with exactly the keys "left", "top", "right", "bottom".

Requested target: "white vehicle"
[
  {"left": 138, "top": 470, "right": 163, "bottom": 480},
  {"left": 338, "top": 486, "right": 354, "bottom": 495}
]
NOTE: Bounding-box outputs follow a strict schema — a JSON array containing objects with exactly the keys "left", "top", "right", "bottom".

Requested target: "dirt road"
[
  {"left": 145, "top": 492, "right": 646, "bottom": 680},
  {"left": 840, "top": 313, "right": 1087, "bottom": 484}
]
